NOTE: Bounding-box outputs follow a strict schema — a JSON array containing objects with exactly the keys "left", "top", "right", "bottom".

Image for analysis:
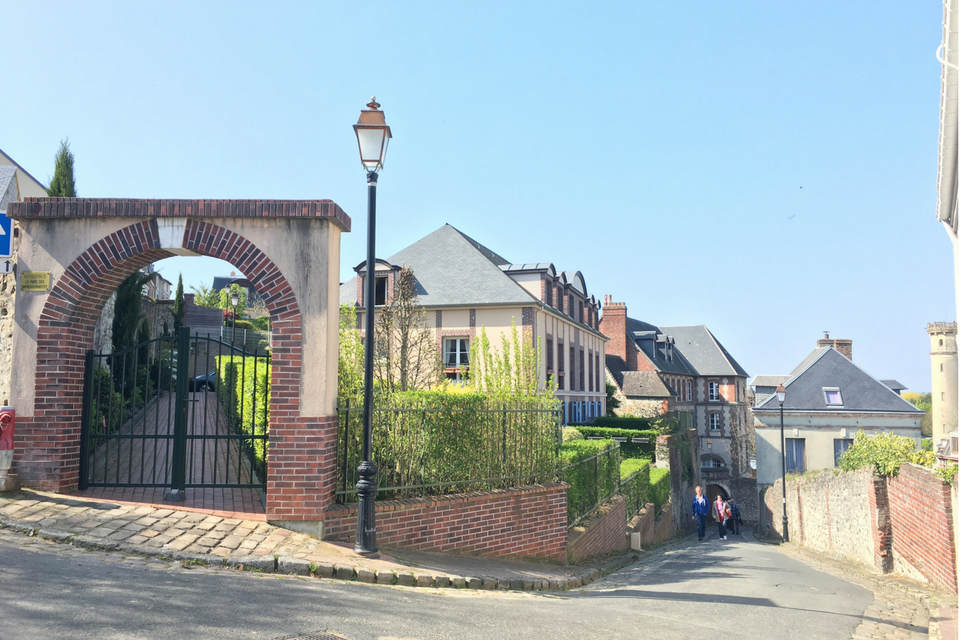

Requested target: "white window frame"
[
  {"left": 443, "top": 337, "right": 470, "bottom": 379},
  {"left": 709, "top": 413, "right": 721, "bottom": 431},
  {"left": 708, "top": 381, "right": 720, "bottom": 401},
  {"left": 822, "top": 386, "right": 843, "bottom": 406}
]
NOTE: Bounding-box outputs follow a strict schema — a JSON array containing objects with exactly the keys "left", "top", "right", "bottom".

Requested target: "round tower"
[{"left": 928, "top": 322, "right": 959, "bottom": 448}]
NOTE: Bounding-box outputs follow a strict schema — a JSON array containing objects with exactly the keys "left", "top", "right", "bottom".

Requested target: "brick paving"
[
  {"left": 0, "top": 488, "right": 615, "bottom": 591},
  {"left": 777, "top": 541, "right": 957, "bottom": 640}
]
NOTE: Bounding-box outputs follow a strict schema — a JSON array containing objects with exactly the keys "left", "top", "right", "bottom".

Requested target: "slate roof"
[
  {"left": 751, "top": 375, "right": 789, "bottom": 389},
  {"left": 660, "top": 325, "right": 749, "bottom": 377},
  {"left": 339, "top": 224, "right": 537, "bottom": 308},
  {"left": 881, "top": 379, "right": 907, "bottom": 392},
  {"left": 0, "top": 166, "right": 16, "bottom": 200},
  {"left": 755, "top": 347, "right": 922, "bottom": 413},
  {"left": 621, "top": 371, "right": 672, "bottom": 398}
]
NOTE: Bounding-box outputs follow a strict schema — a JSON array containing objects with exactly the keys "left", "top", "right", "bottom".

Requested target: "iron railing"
[{"left": 559, "top": 444, "right": 621, "bottom": 527}]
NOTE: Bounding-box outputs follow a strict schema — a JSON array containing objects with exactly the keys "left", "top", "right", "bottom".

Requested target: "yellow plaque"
[{"left": 21, "top": 272, "right": 51, "bottom": 292}]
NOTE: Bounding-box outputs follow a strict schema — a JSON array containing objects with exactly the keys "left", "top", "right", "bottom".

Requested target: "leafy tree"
[
  {"left": 903, "top": 392, "right": 932, "bottom": 436},
  {"left": 47, "top": 139, "right": 76, "bottom": 197},
  {"left": 219, "top": 283, "right": 248, "bottom": 320},
  {"left": 338, "top": 304, "right": 365, "bottom": 398},
  {"left": 111, "top": 270, "right": 152, "bottom": 394},
  {"left": 172, "top": 275, "right": 185, "bottom": 333},
  {"left": 605, "top": 382, "right": 621, "bottom": 416},
  {"left": 838, "top": 431, "right": 936, "bottom": 477},
  {"left": 466, "top": 324, "right": 552, "bottom": 397},
  {"left": 373, "top": 267, "right": 440, "bottom": 392},
  {"left": 190, "top": 283, "right": 221, "bottom": 308}
]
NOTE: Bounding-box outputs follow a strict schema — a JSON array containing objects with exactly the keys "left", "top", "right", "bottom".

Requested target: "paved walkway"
[
  {"left": 81, "top": 389, "right": 265, "bottom": 517},
  {"left": 0, "top": 489, "right": 621, "bottom": 590}
]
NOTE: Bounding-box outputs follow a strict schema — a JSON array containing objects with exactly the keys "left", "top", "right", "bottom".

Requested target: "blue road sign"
[{"left": 0, "top": 212, "right": 10, "bottom": 258}]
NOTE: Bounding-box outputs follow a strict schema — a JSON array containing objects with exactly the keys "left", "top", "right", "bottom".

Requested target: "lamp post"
[
  {"left": 776, "top": 383, "right": 789, "bottom": 542},
  {"left": 353, "top": 97, "right": 392, "bottom": 557},
  {"left": 230, "top": 290, "right": 239, "bottom": 346}
]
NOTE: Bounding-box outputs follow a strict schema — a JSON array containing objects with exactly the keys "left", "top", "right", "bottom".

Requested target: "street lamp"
[
  {"left": 353, "top": 97, "right": 392, "bottom": 557},
  {"left": 230, "top": 290, "right": 239, "bottom": 345},
  {"left": 776, "top": 383, "right": 789, "bottom": 542}
]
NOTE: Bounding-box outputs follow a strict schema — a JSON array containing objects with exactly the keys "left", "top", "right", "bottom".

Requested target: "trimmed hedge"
[
  {"left": 620, "top": 458, "right": 652, "bottom": 520},
  {"left": 559, "top": 439, "right": 620, "bottom": 525},
  {"left": 216, "top": 355, "right": 270, "bottom": 477},
  {"left": 589, "top": 416, "right": 659, "bottom": 430},
  {"left": 649, "top": 467, "right": 670, "bottom": 510},
  {"left": 578, "top": 426, "right": 657, "bottom": 459}
]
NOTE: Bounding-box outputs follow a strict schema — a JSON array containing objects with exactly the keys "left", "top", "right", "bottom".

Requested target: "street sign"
[
  {"left": 21, "top": 272, "right": 50, "bottom": 292},
  {"left": 0, "top": 211, "right": 10, "bottom": 258},
  {"left": 0, "top": 260, "right": 11, "bottom": 275}
]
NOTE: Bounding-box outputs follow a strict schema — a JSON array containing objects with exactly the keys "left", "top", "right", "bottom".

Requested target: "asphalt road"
[{"left": 0, "top": 529, "right": 875, "bottom": 640}]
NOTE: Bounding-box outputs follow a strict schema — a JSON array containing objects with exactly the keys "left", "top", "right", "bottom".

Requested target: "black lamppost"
[
  {"left": 777, "top": 383, "right": 789, "bottom": 542},
  {"left": 230, "top": 290, "right": 239, "bottom": 345},
  {"left": 353, "top": 97, "right": 392, "bottom": 557}
]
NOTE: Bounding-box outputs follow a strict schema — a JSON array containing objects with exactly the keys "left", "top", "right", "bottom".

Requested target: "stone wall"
[
  {"left": 323, "top": 483, "right": 569, "bottom": 562},
  {"left": 0, "top": 221, "right": 19, "bottom": 406},
  {"left": 567, "top": 495, "right": 628, "bottom": 563},
  {"left": 762, "top": 465, "right": 957, "bottom": 593},
  {"left": 629, "top": 501, "right": 677, "bottom": 549}
]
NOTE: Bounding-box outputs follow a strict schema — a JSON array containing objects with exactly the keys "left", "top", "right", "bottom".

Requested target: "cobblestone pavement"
[
  {"left": 0, "top": 489, "right": 616, "bottom": 591},
  {"left": 776, "top": 541, "right": 957, "bottom": 640}
]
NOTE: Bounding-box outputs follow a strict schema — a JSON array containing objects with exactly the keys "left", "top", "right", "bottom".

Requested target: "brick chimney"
[
  {"left": 600, "top": 295, "right": 636, "bottom": 369},
  {"left": 817, "top": 331, "right": 852, "bottom": 361}
]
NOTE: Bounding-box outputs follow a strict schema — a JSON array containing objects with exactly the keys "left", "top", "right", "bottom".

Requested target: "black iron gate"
[{"left": 78, "top": 326, "right": 270, "bottom": 494}]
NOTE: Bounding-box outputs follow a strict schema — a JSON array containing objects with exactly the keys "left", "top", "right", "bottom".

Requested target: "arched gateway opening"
[{"left": 7, "top": 198, "right": 349, "bottom": 528}]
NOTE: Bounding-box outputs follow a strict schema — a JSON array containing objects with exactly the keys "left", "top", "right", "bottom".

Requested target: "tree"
[
  {"left": 374, "top": 267, "right": 440, "bottom": 392},
  {"left": 172, "top": 275, "right": 185, "bottom": 333},
  {"left": 466, "top": 324, "right": 552, "bottom": 397},
  {"left": 902, "top": 392, "right": 933, "bottom": 436},
  {"left": 47, "top": 139, "right": 77, "bottom": 197},
  {"left": 338, "top": 304, "right": 365, "bottom": 398},
  {"left": 111, "top": 270, "right": 152, "bottom": 394},
  {"left": 605, "top": 382, "right": 621, "bottom": 416},
  {"left": 219, "top": 283, "right": 248, "bottom": 320},
  {"left": 190, "top": 283, "right": 220, "bottom": 308}
]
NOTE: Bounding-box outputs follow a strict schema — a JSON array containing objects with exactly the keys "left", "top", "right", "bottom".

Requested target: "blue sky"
[{"left": 3, "top": 1, "right": 953, "bottom": 391}]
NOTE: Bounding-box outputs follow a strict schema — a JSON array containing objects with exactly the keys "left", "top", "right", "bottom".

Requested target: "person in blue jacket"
[{"left": 691, "top": 485, "right": 710, "bottom": 541}]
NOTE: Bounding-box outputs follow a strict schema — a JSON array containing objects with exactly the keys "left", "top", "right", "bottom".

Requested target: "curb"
[{"left": 0, "top": 515, "right": 638, "bottom": 592}]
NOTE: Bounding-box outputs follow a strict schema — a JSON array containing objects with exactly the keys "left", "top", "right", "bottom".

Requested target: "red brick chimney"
[
  {"left": 600, "top": 295, "right": 636, "bottom": 369},
  {"left": 817, "top": 331, "right": 852, "bottom": 361}
]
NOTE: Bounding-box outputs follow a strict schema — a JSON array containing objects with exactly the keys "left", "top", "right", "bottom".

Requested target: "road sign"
[
  {"left": 0, "top": 212, "right": 10, "bottom": 258},
  {"left": 0, "top": 260, "right": 11, "bottom": 275}
]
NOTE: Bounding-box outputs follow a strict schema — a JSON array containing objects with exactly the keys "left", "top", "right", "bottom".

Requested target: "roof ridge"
[
  {"left": 443, "top": 223, "right": 511, "bottom": 266},
  {"left": 0, "top": 147, "right": 49, "bottom": 192}
]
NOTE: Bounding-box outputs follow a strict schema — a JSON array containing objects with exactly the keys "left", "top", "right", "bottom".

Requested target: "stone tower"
[{"left": 928, "top": 322, "right": 958, "bottom": 448}]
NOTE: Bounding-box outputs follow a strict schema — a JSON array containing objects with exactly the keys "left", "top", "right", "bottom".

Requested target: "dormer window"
[
  {"left": 545, "top": 283, "right": 553, "bottom": 306},
  {"left": 375, "top": 276, "right": 387, "bottom": 305},
  {"left": 823, "top": 387, "right": 843, "bottom": 406}
]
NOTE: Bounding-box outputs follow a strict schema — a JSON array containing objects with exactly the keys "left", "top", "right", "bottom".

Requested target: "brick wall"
[
  {"left": 567, "top": 495, "right": 628, "bottom": 563},
  {"left": 323, "top": 483, "right": 569, "bottom": 562},
  {"left": 762, "top": 466, "right": 957, "bottom": 592},
  {"left": 628, "top": 501, "right": 677, "bottom": 549},
  {"left": 887, "top": 464, "right": 958, "bottom": 592}
]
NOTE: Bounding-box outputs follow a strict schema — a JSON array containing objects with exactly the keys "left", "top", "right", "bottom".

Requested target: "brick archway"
[{"left": 8, "top": 198, "right": 349, "bottom": 525}]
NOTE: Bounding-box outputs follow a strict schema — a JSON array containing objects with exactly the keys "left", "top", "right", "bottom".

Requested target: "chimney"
[
  {"left": 600, "top": 295, "right": 635, "bottom": 369},
  {"left": 817, "top": 331, "right": 853, "bottom": 361}
]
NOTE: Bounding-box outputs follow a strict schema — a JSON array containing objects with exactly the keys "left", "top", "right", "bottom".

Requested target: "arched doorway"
[
  {"left": 706, "top": 483, "right": 729, "bottom": 505},
  {"left": 7, "top": 199, "right": 349, "bottom": 526}
]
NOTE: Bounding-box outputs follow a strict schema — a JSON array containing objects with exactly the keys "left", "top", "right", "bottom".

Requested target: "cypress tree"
[
  {"left": 47, "top": 139, "right": 77, "bottom": 197},
  {"left": 172, "top": 274, "right": 185, "bottom": 333}
]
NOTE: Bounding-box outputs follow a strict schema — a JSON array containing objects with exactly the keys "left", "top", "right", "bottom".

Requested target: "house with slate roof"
[
  {"left": 340, "top": 224, "right": 607, "bottom": 423},
  {"left": 599, "top": 298, "right": 753, "bottom": 482},
  {"left": 752, "top": 338, "right": 923, "bottom": 486}
]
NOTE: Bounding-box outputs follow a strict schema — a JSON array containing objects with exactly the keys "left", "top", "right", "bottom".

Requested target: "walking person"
[
  {"left": 729, "top": 498, "right": 742, "bottom": 535},
  {"left": 713, "top": 493, "right": 730, "bottom": 540},
  {"left": 691, "top": 485, "right": 710, "bottom": 541}
]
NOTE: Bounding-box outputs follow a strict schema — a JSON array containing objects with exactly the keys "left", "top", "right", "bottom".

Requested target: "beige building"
[
  {"left": 928, "top": 322, "right": 958, "bottom": 454},
  {"left": 341, "top": 224, "right": 607, "bottom": 421},
  {"left": 753, "top": 339, "right": 923, "bottom": 486}
]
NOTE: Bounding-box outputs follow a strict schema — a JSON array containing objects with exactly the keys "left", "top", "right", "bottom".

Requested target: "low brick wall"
[
  {"left": 887, "top": 464, "right": 957, "bottom": 592},
  {"left": 323, "top": 483, "right": 568, "bottom": 562},
  {"left": 629, "top": 501, "right": 677, "bottom": 549},
  {"left": 762, "top": 465, "right": 957, "bottom": 593},
  {"left": 566, "top": 495, "right": 628, "bottom": 563}
]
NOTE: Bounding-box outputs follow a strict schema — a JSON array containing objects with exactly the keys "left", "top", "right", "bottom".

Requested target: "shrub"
[
  {"left": 576, "top": 426, "right": 657, "bottom": 459},
  {"left": 338, "top": 391, "right": 560, "bottom": 500},
  {"left": 838, "top": 431, "right": 930, "bottom": 477},
  {"left": 936, "top": 463, "right": 958, "bottom": 486},
  {"left": 620, "top": 457, "right": 652, "bottom": 520},
  {"left": 590, "top": 416, "right": 658, "bottom": 430},
  {"left": 560, "top": 439, "right": 620, "bottom": 524},
  {"left": 217, "top": 355, "right": 271, "bottom": 477},
  {"left": 649, "top": 467, "right": 671, "bottom": 510},
  {"left": 88, "top": 366, "right": 125, "bottom": 435},
  {"left": 561, "top": 427, "right": 584, "bottom": 443}
]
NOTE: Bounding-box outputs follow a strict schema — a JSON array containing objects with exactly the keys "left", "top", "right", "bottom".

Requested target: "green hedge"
[
  {"left": 559, "top": 439, "right": 620, "bottom": 525},
  {"left": 582, "top": 416, "right": 659, "bottom": 430},
  {"left": 577, "top": 426, "right": 657, "bottom": 459},
  {"left": 620, "top": 458, "right": 652, "bottom": 520},
  {"left": 216, "top": 355, "right": 270, "bottom": 477},
  {"left": 338, "top": 392, "right": 560, "bottom": 500},
  {"left": 649, "top": 467, "right": 670, "bottom": 510}
]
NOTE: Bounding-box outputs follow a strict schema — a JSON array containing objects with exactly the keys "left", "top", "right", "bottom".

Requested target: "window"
[
  {"left": 588, "top": 351, "right": 593, "bottom": 392},
  {"left": 823, "top": 387, "right": 842, "bottom": 406},
  {"left": 443, "top": 338, "right": 469, "bottom": 381},
  {"left": 785, "top": 438, "right": 805, "bottom": 473},
  {"left": 557, "top": 289, "right": 563, "bottom": 313},
  {"left": 570, "top": 345, "right": 576, "bottom": 390},
  {"left": 568, "top": 295, "right": 574, "bottom": 317},
  {"left": 579, "top": 349, "right": 585, "bottom": 391},
  {"left": 595, "top": 353, "right": 601, "bottom": 392},
  {"left": 578, "top": 302, "right": 584, "bottom": 323},
  {"left": 709, "top": 413, "right": 721, "bottom": 431},
  {"left": 708, "top": 381, "right": 720, "bottom": 401},
  {"left": 557, "top": 341, "right": 565, "bottom": 389},
  {"left": 545, "top": 283, "right": 553, "bottom": 306},
  {"left": 701, "top": 456, "right": 725, "bottom": 469},
  {"left": 833, "top": 438, "right": 853, "bottom": 466},
  {"left": 374, "top": 276, "right": 387, "bottom": 305},
  {"left": 546, "top": 339, "right": 554, "bottom": 371},
  {"left": 685, "top": 380, "right": 693, "bottom": 402}
]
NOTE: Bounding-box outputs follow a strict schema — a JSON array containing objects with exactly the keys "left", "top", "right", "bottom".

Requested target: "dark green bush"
[
  {"left": 88, "top": 367, "right": 125, "bottom": 435},
  {"left": 577, "top": 426, "right": 657, "bottom": 459},
  {"left": 338, "top": 392, "right": 561, "bottom": 500},
  {"left": 217, "top": 355, "right": 271, "bottom": 477},
  {"left": 559, "top": 439, "right": 620, "bottom": 525}
]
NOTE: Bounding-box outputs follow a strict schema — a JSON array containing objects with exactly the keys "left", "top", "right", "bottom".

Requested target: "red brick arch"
[{"left": 21, "top": 218, "right": 325, "bottom": 519}]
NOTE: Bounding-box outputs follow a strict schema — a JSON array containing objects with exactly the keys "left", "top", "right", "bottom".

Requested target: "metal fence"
[
  {"left": 558, "top": 444, "right": 621, "bottom": 527},
  {"left": 336, "top": 397, "right": 561, "bottom": 502}
]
